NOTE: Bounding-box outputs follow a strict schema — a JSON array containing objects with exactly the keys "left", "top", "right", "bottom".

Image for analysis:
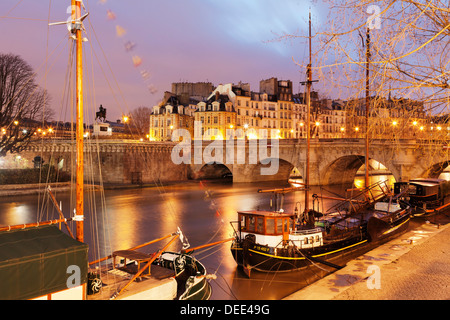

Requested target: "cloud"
[{"left": 205, "top": 0, "right": 309, "bottom": 55}]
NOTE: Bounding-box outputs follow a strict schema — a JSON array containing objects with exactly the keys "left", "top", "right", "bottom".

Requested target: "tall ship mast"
[
  {"left": 305, "top": 11, "right": 312, "bottom": 215},
  {"left": 73, "top": 0, "right": 84, "bottom": 244}
]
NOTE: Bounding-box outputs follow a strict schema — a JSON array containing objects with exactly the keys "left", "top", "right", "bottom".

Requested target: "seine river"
[{"left": 0, "top": 176, "right": 424, "bottom": 300}]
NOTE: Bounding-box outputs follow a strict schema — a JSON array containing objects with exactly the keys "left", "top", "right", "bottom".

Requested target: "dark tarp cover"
[{"left": 0, "top": 225, "right": 88, "bottom": 300}]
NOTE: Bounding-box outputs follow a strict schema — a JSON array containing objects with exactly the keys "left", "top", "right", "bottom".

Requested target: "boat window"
[
  {"left": 408, "top": 185, "right": 417, "bottom": 195},
  {"left": 239, "top": 215, "right": 246, "bottom": 230},
  {"left": 257, "top": 217, "right": 264, "bottom": 233},
  {"left": 284, "top": 219, "right": 289, "bottom": 233},
  {"left": 276, "top": 219, "right": 283, "bottom": 234},
  {"left": 304, "top": 237, "right": 308, "bottom": 244},
  {"left": 266, "top": 218, "right": 275, "bottom": 234},
  {"left": 248, "top": 216, "right": 255, "bottom": 232},
  {"left": 316, "top": 235, "right": 320, "bottom": 242}
]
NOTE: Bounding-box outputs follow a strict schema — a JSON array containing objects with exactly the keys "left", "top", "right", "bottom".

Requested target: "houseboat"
[{"left": 394, "top": 178, "right": 450, "bottom": 216}]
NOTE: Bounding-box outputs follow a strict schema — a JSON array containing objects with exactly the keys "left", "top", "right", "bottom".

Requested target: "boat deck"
[{"left": 88, "top": 264, "right": 176, "bottom": 300}]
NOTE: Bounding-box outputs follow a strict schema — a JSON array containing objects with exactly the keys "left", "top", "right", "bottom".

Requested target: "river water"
[{"left": 0, "top": 177, "right": 421, "bottom": 300}]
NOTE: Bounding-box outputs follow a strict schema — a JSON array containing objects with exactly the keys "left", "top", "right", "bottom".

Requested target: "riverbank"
[
  {"left": 0, "top": 180, "right": 205, "bottom": 196},
  {"left": 0, "top": 182, "right": 102, "bottom": 196},
  {"left": 284, "top": 218, "right": 450, "bottom": 300}
]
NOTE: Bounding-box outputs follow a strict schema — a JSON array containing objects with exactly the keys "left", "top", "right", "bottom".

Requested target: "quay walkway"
[{"left": 284, "top": 219, "right": 450, "bottom": 300}]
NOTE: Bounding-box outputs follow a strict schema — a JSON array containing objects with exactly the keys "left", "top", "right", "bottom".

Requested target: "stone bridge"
[
  {"left": 4, "top": 138, "right": 449, "bottom": 186},
  {"left": 187, "top": 138, "right": 449, "bottom": 185}
]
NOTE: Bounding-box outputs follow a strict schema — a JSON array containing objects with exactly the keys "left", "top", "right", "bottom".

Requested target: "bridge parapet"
[{"left": 3, "top": 139, "right": 447, "bottom": 185}]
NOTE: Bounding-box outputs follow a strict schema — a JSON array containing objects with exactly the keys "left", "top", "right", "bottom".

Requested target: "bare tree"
[
  {"left": 0, "top": 53, "right": 53, "bottom": 156},
  {"left": 129, "top": 106, "right": 151, "bottom": 137},
  {"left": 312, "top": 0, "right": 449, "bottom": 112}
]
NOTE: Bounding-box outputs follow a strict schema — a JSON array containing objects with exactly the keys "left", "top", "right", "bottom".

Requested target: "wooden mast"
[
  {"left": 72, "top": 0, "right": 84, "bottom": 243},
  {"left": 305, "top": 11, "right": 312, "bottom": 215},
  {"left": 365, "top": 27, "right": 370, "bottom": 189}
]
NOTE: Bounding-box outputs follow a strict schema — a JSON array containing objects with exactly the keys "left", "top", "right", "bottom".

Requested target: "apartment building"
[{"left": 149, "top": 80, "right": 429, "bottom": 141}]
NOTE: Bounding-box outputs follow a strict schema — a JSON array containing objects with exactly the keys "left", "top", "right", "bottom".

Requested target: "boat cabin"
[
  {"left": 394, "top": 178, "right": 450, "bottom": 208},
  {"left": 238, "top": 210, "right": 293, "bottom": 240},
  {"left": 237, "top": 210, "right": 323, "bottom": 249}
]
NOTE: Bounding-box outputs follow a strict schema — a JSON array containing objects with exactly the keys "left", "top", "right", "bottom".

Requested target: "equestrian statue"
[{"left": 96, "top": 104, "right": 107, "bottom": 122}]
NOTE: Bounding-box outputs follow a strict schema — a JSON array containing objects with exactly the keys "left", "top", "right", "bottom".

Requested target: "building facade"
[{"left": 149, "top": 79, "right": 432, "bottom": 141}]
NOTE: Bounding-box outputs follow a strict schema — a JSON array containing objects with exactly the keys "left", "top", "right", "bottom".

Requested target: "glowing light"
[
  {"left": 315, "top": 121, "right": 320, "bottom": 126},
  {"left": 116, "top": 25, "right": 126, "bottom": 37},
  {"left": 106, "top": 9, "right": 116, "bottom": 20},
  {"left": 132, "top": 55, "right": 142, "bottom": 67},
  {"left": 419, "top": 126, "right": 424, "bottom": 131},
  {"left": 299, "top": 122, "right": 304, "bottom": 127},
  {"left": 340, "top": 127, "right": 345, "bottom": 132},
  {"left": 13, "top": 121, "right": 18, "bottom": 125},
  {"left": 229, "top": 124, "right": 234, "bottom": 129},
  {"left": 169, "top": 125, "right": 174, "bottom": 129},
  {"left": 355, "top": 127, "right": 359, "bottom": 132},
  {"left": 243, "top": 123, "right": 249, "bottom": 129},
  {"left": 412, "top": 121, "right": 418, "bottom": 126},
  {"left": 392, "top": 120, "right": 398, "bottom": 126}
]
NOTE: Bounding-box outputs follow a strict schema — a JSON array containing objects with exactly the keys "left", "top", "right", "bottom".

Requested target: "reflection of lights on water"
[
  {"left": 354, "top": 178, "right": 365, "bottom": 189},
  {"left": 0, "top": 203, "right": 34, "bottom": 226},
  {"left": 354, "top": 175, "right": 396, "bottom": 189}
]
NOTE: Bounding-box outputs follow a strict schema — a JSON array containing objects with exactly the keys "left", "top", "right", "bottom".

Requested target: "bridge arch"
[
  {"left": 189, "top": 162, "right": 233, "bottom": 180},
  {"left": 255, "top": 157, "right": 299, "bottom": 182},
  {"left": 321, "top": 155, "right": 398, "bottom": 187},
  {"left": 424, "top": 160, "right": 450, "bottom": 179}
]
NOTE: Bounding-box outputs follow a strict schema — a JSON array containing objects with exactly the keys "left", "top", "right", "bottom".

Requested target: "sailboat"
[
  {"left": 0, "top": 1, "right": 212, "bottom": 300},
  {"left": 229, "top": 16, "right": 410, "bottom": 276}
]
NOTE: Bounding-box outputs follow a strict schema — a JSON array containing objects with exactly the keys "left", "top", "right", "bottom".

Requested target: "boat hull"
[
  {"left": 157, "top": 252, "right": 212, "bottom": 300},
  {"left": 231, "top": 215, "right": 409, "bottom": 274}
]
